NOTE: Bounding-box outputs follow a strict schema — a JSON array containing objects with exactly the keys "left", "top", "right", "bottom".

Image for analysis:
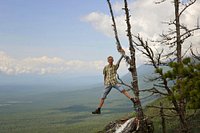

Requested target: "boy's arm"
[
  {"left": 103, "top": 66, "right": 106, "bottom": 85},
  {"left": 115, "top": 54, "right": 124, "bottom": 70},
  {"left": 104, "top": 74, "right": 106, "bottom": 85}
]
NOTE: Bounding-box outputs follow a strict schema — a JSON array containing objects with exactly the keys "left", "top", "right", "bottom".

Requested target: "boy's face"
[{"left": 107, "top": 57, "right": 114, "bottom": 64}]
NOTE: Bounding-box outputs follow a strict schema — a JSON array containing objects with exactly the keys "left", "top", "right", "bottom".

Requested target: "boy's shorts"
[{"left": 101, "top": 84, "right": 125, "bottom": 99}]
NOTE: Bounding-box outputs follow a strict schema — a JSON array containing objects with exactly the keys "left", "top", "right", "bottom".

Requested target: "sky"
[
  {"left": 0, "top": 0, "right": 116, "bottom": 76},
  {"left": 0, "top": 0, "right": 199, "bottom": 84}
]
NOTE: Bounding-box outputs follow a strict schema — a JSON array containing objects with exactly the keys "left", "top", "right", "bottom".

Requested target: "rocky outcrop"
[{"left": 98, "top": 117, "right": 154, "bottom": 133}]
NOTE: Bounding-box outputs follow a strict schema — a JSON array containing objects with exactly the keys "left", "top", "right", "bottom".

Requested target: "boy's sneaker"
[
  {"left": 92, "top": 108, "right": 101, "bottom": 114},
  {"left": 131, "top": 98, "right": 136, "bottom": 104}
]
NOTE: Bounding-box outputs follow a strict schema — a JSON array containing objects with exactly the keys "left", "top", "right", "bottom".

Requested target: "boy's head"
[{"left": 107, "top": 56, "right": 114, "bottom": 64}]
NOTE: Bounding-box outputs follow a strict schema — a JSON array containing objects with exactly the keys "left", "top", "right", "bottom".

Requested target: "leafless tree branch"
[
  {"left": 116, "top": 73, "right": 133, "bottom": 91},
  {"left": 140, "top": 87, "right": 168, "bottom": 96},
  {"left": 190, "top": 48, "right": 200, "bottom": 61},
  {"left": 154, "top": 0, "right": 167, "bottom": 4},
  {"left": 147, "top": 105, "right": 176, "bottom": 110},
  {"left": 179, "top": 0, "right": 197, "bottom": 17}
]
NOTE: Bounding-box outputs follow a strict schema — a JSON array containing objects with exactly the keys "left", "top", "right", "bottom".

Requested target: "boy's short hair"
[{"left": 107, "top": 56, "right": 113, "bottom": 60}]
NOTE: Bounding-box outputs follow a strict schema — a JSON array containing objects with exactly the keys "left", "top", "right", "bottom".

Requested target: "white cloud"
[
  {"left": 83, "top": 0, "right": 200, "bottom": 61},
  {"left": 0, "top": 51, "right": 106, "bottom": 75},
  {"left": 82, "top": 12, "right": 113, "bottom": 37}
]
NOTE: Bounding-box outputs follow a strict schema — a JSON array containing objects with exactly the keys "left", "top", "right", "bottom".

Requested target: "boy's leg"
[
  {"left": 113, "top": 84, "right": 136, "bottom": 104},
  {"left": 98, "top": 98, "right": 105, "bottom": 108},
  {"left": 121, "top": 89, "right": 132, "bottom": 99},
  {"left": 92, "top": 85, "right": 112, "bottom": 114},
  {"left": 113, "top": 84, "right": 132, "bottom": 99}
]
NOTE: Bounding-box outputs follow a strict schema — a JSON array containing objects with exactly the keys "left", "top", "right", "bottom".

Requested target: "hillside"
[
  {"left": 143, "top": 97, "right": 200, "bottom": 132},
  {"left": 100, "top": 97, "right": 200, "bottom": 133},
  {"left": 0, "top": 64, "right": 161, "bottom": 133}
]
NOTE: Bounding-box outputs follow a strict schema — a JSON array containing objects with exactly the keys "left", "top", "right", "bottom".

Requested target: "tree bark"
[
  {"left": 160, "top": 102, "right": 166, "bottom": 133},
  {"left": 174, "top": 0, "right": 188, "bottom": 132},
  {"left": 107, "top": 0, "right": 148, "bottom": 132},
  {"left": 123, "top": 0, "right": 148, "bottom": 132}
]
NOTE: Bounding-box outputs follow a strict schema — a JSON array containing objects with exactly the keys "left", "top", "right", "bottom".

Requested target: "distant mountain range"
[
  {"left": 0, "top": 64, "right": 157, "bottom": 92},
  {"left": 121, "top": 64, "right": 155, "bottom": 89}
]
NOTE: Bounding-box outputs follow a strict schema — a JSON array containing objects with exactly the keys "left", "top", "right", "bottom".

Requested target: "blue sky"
[{"left": 0, "top": 0, "right": 116, "bottom": 60}]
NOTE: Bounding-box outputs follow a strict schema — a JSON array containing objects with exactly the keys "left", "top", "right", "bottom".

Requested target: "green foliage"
[
  {"left": 163, "top": 57, "right": 200, "bottom": 109},
  {"left": 144, "top": 97, "right": 200, "bottom": 133},
  {"left": 155, "top": 68, "right": 163, "bottom": 74}
]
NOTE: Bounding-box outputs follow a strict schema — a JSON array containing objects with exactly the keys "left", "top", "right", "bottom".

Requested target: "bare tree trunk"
[
  {"left": 123, "top": 0, "right": 142, "bottom": 117},
  {"left": 160, "top": 102, "right": 166, "bottom": 133},
  {"left": 123, "top": 0, "right": 148, "bottom": 132},
  {"left": 174, "top": 0, "right": 182, "bottom": 63},
  {"left": 107, "top": 0, "right": 148, "bottom": 132},
  {"left": 174, "top": 0, "right": 188, "bottom": 132}
]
